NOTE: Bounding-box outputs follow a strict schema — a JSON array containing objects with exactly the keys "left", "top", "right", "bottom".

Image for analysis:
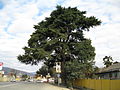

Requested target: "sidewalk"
[
  {"left": 48, "top": 83, "right": 79, "bottom": 90},
  {"left": 46, "top": 83, "right": 70, "bottom": 90}
]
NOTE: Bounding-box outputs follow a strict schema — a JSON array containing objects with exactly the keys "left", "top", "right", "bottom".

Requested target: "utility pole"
[{"left": 55, "top": 62, "right": 61, "bottom": 85}]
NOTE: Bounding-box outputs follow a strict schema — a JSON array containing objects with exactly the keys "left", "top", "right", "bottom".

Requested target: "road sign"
[
  {"left": 0, "top": 62, "right": 3, "bottom": 70},
  {"left": 55, "top": 62, "right": 61, "bottom": 73}
]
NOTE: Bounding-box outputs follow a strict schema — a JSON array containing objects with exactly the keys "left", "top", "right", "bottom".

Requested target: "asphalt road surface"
[{"left": 0, "top": 81, "right": 70, "bottom": 90}]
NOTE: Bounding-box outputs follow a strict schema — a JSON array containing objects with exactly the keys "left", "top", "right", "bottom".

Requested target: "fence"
[
  {"left": 0, "top": 76, "right": 10, "bottom": 82},
  {"left": 73, "top": 79, "right": 120, "bottom": 90}
]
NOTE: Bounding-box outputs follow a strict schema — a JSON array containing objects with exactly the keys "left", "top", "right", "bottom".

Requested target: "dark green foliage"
[
  {"left": 113, "top": 61, "right": 119, "bottom": 64},
  {"left": 18, "top": 6, "right": 101, "bottom": 65},
  {"left": 21, "top": 74, "right": 28, "bottom": 80},
  {"left": 103, "top": 56, "right": 113, "bottom": 67},
  {"left": 36, "top": 65, "right": 48, "bottom": 77},
  {"left": 17, "top": 6, "right": 101, "bottom": 85},
  {"left": 36, "top": 65, "right": 54, "bottom": 77},
  {"left": 65, "top": 60, "right": 85, "bottom": 80}
]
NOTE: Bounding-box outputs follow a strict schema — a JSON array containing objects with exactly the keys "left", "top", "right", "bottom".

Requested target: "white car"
[
  {"left": 42, "top": 78, "right": 47, "bottom": 82},
  {"left": 36, "top": 79, "right": 47, "bottom": 83},
  {"left": 36, "top": 80, "right": 43, "bottom": 83},
  {"left": 48, "top": 78, "right": 54, "bottom": 83}
]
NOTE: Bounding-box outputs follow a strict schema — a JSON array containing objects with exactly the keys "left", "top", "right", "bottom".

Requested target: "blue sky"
[
  {"left": 0, "top": 0, "right": 120, "bottom": 72},
  {"left": 0, "top": 1, "right": 4, "bottom": 9}
]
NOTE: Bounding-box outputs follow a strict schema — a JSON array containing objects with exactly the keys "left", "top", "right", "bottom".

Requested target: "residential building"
[{"left": 96, "top": 63, "right": 120, "bottom": 79}]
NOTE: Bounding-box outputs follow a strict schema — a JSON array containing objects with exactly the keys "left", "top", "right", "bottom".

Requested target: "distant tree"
[
  {"left": 93, "top": 66, "right": 99, "bottom": 73},
  {"left": 18, "top": 6, "right": 101, "bottom": 85},
  {"left": 21, "top": 74, "right": 28, "bottom": 80},
  {"left": 113, "top": 61, "right": 119, "bottom": 64},
  {"left": 36, "top": 65, "right": 55, "bottom": 77},
  {"left": 36, "top": 65, "right": 48, "bottom": 77},
  {"left": 103, "top": 56, "right": 113, "bottom": 67}
]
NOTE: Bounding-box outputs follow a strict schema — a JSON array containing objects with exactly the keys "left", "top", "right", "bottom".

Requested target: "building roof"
[{"left": 98, "top": 63, "right": 120, "bottom": 73}]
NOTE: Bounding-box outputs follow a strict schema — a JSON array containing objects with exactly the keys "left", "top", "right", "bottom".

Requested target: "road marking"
[{"left": 0, "top": 83, "right": 20, "bottom": 88}]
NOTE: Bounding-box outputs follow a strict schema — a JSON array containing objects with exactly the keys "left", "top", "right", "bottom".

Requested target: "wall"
[
  {"left": 0, "top": 76, "right": 10, "bottom": 82},
  {"left": 73, "top": 79, "right": 120, "bottom": 90}
]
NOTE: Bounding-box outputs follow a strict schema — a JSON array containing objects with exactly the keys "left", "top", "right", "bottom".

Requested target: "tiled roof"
[{"left": 99, "top": 63, "right": 120, "bottom": 73}]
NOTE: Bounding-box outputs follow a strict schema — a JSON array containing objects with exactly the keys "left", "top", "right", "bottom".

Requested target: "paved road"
[{"left": 0, "top": 82, "right": 70, "bottom": 90}]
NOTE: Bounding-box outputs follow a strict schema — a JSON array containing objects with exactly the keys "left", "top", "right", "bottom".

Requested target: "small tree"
[
  {"left": 103, "top": 56, "right": 113, "bottom": 67},
  {"left": 36, "top": 65, "right": 54, "bottom": 77},
  {"left": 21, "top": 74, "right": 28, "bottom": 80},
  {"left": 113, "top": 61, "right": 119, "bottom": 64},
  {"left": 36, "top": 65, "right": 48, "bottom": 77}
]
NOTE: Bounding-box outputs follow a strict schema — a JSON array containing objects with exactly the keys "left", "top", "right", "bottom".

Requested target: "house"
[{"left": 96, "top": 63, "right": 120, "bottom": 79}]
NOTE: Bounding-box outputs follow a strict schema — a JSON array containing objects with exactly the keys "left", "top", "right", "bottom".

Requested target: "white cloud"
[
  {"left": 60, "top": 0, "right": 120, "bottom": 67},
  {"left": 84, "top": 22, "right": 120, "bottom": 67},
  {"left": 36, "top": 0, "right": 57, "bottom": 8},
  {"left": 0, "top": 0, "right": 120, "bottom": 72},
  {"left": 0, "top": 0, "right": 59, "bottom": 72},
  {"left": 7, "top": 18, "right": 35, "bottom": 34}
]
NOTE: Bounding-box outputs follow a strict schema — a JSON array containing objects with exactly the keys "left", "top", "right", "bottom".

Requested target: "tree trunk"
[{"left": 61, "top": 61, "right": 66, "bottom": 85}]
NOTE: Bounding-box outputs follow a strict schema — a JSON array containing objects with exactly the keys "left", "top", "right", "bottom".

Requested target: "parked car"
[
  {"left": 48, "top": 78, "right": 54, "bottom": 83},
  {"left": 27, "top": 79, "right": 34, "bottom": 82},
  {"left": 36, "top": 79, "right": 47, "bottom": 83},
  {"left": 42, "top": 78, "right": 47, "bottom": 82},
  {"left": 36, "top": 80, "right": 43, "bottom": 83},
  {"left": 10, "top": 79, "right": 16, "bottom": 82}
]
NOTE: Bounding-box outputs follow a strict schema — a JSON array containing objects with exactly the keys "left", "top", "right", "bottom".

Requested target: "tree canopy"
[
  {"left": 36, "top": 65, "right": 55, "bottom": 77},
  {"left": 36, "top": 65, "right": 48, "bottom": 77},
  {"left": 18, "top": 6, "right": 101, "bottom": 84},
  {"left": 18, "top": 6, "right": 101, "bottom": 66}
]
